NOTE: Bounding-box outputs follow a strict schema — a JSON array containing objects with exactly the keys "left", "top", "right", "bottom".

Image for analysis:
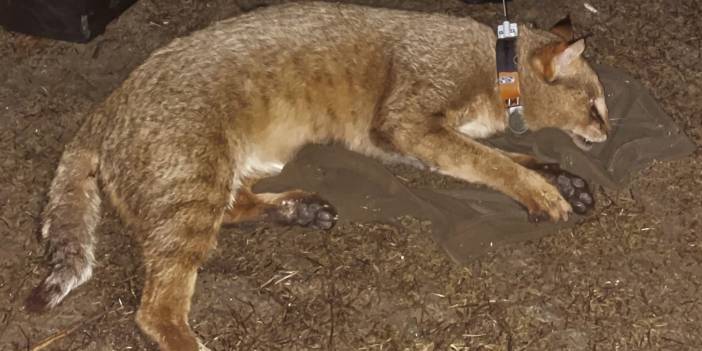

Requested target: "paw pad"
[
  {"left": 277, "top": 194, "right": 338, "bottom": 230},
  {"left": 539, "top": 165, "right": 595, "bottom": 215}
]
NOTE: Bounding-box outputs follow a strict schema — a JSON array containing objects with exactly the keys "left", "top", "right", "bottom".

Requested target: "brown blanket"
[{"left": 254, "top": 65, "right": 695, "bottom": 264}]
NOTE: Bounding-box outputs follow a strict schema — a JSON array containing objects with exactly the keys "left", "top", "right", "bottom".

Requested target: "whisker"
[{"left": 606, "top": 117, "right": 625, "bottom": 126}]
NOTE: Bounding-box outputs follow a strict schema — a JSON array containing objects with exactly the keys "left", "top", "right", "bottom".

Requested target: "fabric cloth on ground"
[{"left": 254, "top": 65, "right": 696, "bottom": 264}]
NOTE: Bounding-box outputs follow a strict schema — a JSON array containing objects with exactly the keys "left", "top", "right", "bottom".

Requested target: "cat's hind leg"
[{"left": 223, "top": 188, "right": 337, "bottom": 230}]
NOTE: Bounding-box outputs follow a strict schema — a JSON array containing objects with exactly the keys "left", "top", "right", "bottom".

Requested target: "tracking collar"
[{"left": 496, "top": 21, "right": 528, "bottom": 134}]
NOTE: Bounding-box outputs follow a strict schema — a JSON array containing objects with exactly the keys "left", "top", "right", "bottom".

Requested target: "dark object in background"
[
  {"left": 0, "top": 0, "right": 137, "bottom": 43},
  {"left": 461, "top": 0, "right": 511, "bottom": 3}
]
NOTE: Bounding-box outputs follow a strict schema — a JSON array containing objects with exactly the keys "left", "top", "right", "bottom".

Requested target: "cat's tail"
[{"left": 25, "top": 135, "right": 102, "bottom": 312}]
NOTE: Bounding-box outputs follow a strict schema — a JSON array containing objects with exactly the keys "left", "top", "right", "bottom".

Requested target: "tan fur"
[{"left": 27, "top": 3, "right": 609, "bottom": 350}]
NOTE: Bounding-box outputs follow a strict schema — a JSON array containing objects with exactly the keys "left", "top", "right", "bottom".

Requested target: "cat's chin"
[{"left": 568, "top": 132, "right": 595, "bottom": 151}]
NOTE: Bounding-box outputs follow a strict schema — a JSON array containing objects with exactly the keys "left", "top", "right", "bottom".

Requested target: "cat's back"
[
  {"left": 97, "top": 2, "right": 489, "bottom": 157},
  {"left": 124, "top": 2, "right": 484, "bottom": 84}
]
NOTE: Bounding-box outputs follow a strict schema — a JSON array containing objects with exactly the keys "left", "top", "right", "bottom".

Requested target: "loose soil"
[{"left": 1, "top": 0, "right": 700, "bottom": 350}]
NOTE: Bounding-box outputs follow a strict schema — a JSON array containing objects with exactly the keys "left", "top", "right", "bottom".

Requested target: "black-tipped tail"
[{"left": 26, "top": 144, "right": 101, "bottom": 312}]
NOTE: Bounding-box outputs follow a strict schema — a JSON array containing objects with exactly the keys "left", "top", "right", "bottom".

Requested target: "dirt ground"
[{"left": 1, "top": 0, "right": 701, "bottom": 350}]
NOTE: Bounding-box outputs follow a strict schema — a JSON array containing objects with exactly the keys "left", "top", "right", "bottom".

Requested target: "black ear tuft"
[
  {"left": 569, "top": 32, "right": 592, "bottom": 45},
  {"left": 550, "top": 14, "right": 574, "bottom": 41}
]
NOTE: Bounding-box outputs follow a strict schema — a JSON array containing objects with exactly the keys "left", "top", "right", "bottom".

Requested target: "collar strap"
[{"left": 496, "top": 21, "right": 528, "bottom": 134}]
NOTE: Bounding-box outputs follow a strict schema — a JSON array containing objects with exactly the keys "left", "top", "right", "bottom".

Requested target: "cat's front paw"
[
  {"left": 525, "top": 184, "right": 573, "bottom": 223},
  {"left": 534, "top": 164, "right": 594, "bottom": 215},
  {"left": 516, "top": 170, "right": 573, "bottom": 223}
]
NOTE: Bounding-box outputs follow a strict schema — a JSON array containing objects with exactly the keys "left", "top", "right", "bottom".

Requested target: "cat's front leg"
[
  {"left": 380, "top": 122, "right": 572, "bottom": 222},
  {"left": 498, "top": 151, "right": 595, "bottom": 215}
]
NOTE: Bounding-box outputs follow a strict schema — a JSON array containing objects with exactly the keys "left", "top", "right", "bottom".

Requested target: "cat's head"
[{"left": 521, "top": 17, "right": 609, "bottom": 150}]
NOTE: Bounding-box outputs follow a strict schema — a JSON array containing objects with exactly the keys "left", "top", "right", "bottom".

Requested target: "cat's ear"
[
  {"left": 531, "top": 39, "right": 585, "bottom": 81},
  {"left": 550, "top": 15, "right": 574, "bottom": 41},
  {"left": 554, "top": 38, "right": 585, "bottom": 69}
]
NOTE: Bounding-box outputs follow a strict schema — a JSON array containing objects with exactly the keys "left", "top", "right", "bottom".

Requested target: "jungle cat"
[{"left": 26, "top": 3, "right": 609, "bottom": 350}]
